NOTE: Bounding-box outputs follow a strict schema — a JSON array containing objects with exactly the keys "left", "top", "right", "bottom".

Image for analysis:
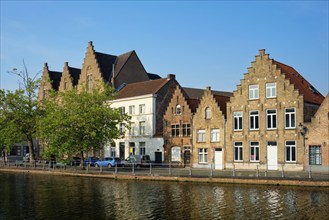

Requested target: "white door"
[
  {"left": 267, "top": 142, "right": 278, "bottom": 170},
  {"left": 214, "top": 148, "right": 223, "bottom": 170}
]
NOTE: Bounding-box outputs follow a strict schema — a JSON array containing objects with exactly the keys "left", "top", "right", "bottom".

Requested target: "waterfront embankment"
[{"left": 1, "top": 167, "right": 328, "bottom": 187}]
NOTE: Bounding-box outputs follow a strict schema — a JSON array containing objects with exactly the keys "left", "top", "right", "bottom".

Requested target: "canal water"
[{"left": 0, "top": 172, "right": 328, "bottom": 220}]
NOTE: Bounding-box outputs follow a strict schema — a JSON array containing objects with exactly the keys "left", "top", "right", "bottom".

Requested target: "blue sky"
[{"left": 1, "top": 1, "right": 328, "bottom": 95}]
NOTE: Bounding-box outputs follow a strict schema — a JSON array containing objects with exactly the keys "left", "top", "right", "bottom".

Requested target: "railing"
[{"left": 0, "top": 160, "right": 328, "bottom": 181}]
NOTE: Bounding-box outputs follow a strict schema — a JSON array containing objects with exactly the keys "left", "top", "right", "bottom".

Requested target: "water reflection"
[{"left": 0, "top": 173, "right": 329, "bottom": 220}]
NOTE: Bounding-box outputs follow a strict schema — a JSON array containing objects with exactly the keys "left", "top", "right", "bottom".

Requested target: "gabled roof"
[
  {"left": 113, "top": 51, "right": 134, "bottom": 78},
  {"left": 213, "top": 94, "right": 231, "bottom": 118},
  {"left": 273, "top": 60, "right": 324, "bottom": 105},
  {"left": 48, "top": 71, "right": 62, "bottom": 91},
  {"left": 186, "top": 98, "right": 200, "bottom": 113},
  {"left": 68, "top": 67, "right": 81, "bottom": 86},
  {"left": 116, "top": 76, "right": 173, "bottom": 99},
  {"left": 183, "top": 87, "right": 233, "bottom": 99}
]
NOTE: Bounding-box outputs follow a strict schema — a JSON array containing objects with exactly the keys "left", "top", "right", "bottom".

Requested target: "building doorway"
[
  {"left": 267, "top": 141, "right": 278, "bottom": 170},
  {"left": 214, "top": 148, "right": 223, "bottom": 170}
]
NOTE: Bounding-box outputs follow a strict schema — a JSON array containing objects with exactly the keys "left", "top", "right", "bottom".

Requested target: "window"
[
  {"left": 211, "top": 129, "right": 220, "bottom": 142},
  {"left": 266, "top": 83, "right": 276, "bottom": 98},
  {"left": 139, "top": 121, "right": 145, "bottom": 135},
  {"left": 267, "top": 109, "right": 277, "bottom": 129},
  {"left": 182, "top": 123, "right": 191, "bottom": 136},
  {"left": 119, "top": 107, "right": 125, "bottom": 115},
  {"left": 250, "top": 110, "right": 259, "bottom": 130},
  {"left": 139, "top": 142, "right": 146, "bottom": 155},
  {"left": 119, "top": 123, "right": 125, "bottom": 135},
  {"left": 234, "top": 142, "right": 243, "bottom": 161},
  {"left": 171, "top": 124, "right": 180, "bottom": 137},
  {"left": 250, "top": 142, "right": 260, "bottom": 162},
  {"left": 87, "top": 74, "right": 93, "bottom": 91},
  {"left": 110, "top": 143, "right": 116, "bottom": 157},
  {"left": 197, "top": 129, "right": 206, "bottom": 142},
  {"left": 175, "top": 105, "right": 182, "bottom": 115},
  {"left": 129, "top": 122, "right": 135, "bottom": 136},
  {"left": 309, "top": 146, "right": 321, "bottom": 165},
  {"left": 129, "top": 105, "right": 135, "bottom": 115},
  {"left": 234, "top": 112, "right": 243, "bottom": 130},
  {"left": 171, "top": 146, "right": 181, "bottom": 162},
  {"left": 198, "top": 148, "right": 208, "bottom": 163},
  {"left": 205, "top": 107, "right": 211, "bottom": 119},
  {"left": 285, "top": 141, "right": 296, "bottom": 162},
  {"left": 285, "top": 108, "right": 296, "bottom": 129},
  {"left": 139, "top": 104, "right": 145, "bottom": 114},
  {"left": 249, "top": 85, "right": 259, "bottom": 100}
]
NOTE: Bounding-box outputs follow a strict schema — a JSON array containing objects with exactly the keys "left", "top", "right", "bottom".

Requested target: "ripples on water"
[{"left": 0, "top": 172, "right": 328, "bottom": 220}]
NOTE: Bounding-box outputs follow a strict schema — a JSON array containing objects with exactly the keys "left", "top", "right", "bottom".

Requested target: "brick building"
[
  {"left": 192, "top": 87, "right": 231, "bottom": 169},
  {"left": 226, "top": 49, "right": 324, "bottom": 171},
  {"left": 305, "top": 93, "right": 329, "bottom": 172}
]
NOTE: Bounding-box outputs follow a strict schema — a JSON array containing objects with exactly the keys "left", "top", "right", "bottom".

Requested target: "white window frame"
[
  {"left": 119, "top": 123, "right": 125, "bottom": 135},
  {"left": 285, "top": 141, "right": 296, "bottom": 162},
  {"left": 171, "top": 124, "right": 180, "bottom": 137},
  {"left": 129, "top": 105, "right": 135, "bottom": 115},
  {"left": 198, "top": 148, "right": 208, "bottom": 164},
  {"left": 182, "top": 123, "right": 191, "bottom": 136},
  {"left": 309, "top": 145, "right": 322, "bottom": 165},
  {"left": 250, "top": 142, "right": 260, "bottom": 162},
  {"left": 266, "top": 109, "right": 277, "bottom": 130},
  {"left": 234, "top": 142, "right": 243, "bottom": 161},
  {"left": 234, "top": 111, "right": 243, "bottom": 131},
  {"left": 285, "top": 108, "right": 296, "bottom": 129},
  {"left": 249, "top": 84, "right": 259, "bottom": 100},
  {"left": 197, "top": 129, "right": 206, "bottom": 142},
  {"left": 249, "top": 110, "right": 259, "bottom": 130},
  {"left": 139, "top": 142, "right": 146, "bottom": 155},
  {"left": 205, "top": 107, "right": 211, "bottom": 119},
  {"left": 139, "top": 121, "right": 145, "bottom": 135},
  {"left": 266, "top": 82, "right": 276, "bottom": 98},
  {"left": 171, "top": 146, "right": 181, "bottom": 162},
  {"left": 139, "top": 104, "right": 145, "bottom": 114},
  {"left": 210, "top": 128, "right": 220, "bottom": 142},
  {"left": 129, "top": 122, "right": 135, "bottom": 136},
  {"left": 175, "top": 105, "right": 182, "bottom": 115}
]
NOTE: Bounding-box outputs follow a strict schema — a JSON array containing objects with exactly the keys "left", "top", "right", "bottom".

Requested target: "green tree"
[
  {"left": 0, "top": 65, "right": 40, "bottom": 162},
  {"left": 37, "top": 83, "right": 130, "bottom": 165}
]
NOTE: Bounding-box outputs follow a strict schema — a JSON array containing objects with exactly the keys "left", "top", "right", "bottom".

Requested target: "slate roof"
[
  {"left": 273, "top": 60, "right": 324, "bottom": 105},
  {"left": 68, "top": 67, "right": 81, "bottom": 86},
  {"left": 213, "top": 94, "right": 231, "bottom": 118},
  {"left": 48, "top": 71, "right": 62, "bottom": 91},
  {"left": 147, "top": 73, "right": 162, "bottom": 80},
  {"left": 186, "top": 98, "right": 200, "bottom": 113},
  {"left": 116, "top": 78, "right": 171, "bottom": 99},
  {"left": 94, "top": 52, "right": 117, "bottom": 82},
  {"left": 113, "top": 51, "right": 134, "bottom": 78},
  {"left": 183, "top": 87, "right": 233, "bottom": 99}
]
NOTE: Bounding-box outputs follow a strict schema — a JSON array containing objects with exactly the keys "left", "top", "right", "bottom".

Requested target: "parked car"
[
  {"left": 69, "top": 157, "right": 81, "bottom": 166},
  {"left": 83, "top": 157, "right": 99, "bottom": 167},
  {"left": 122, "top": 155, "right": 151, "bottom": 167},
  {"left": 95, "top": 157, "right": 121, "bottom": 168}
]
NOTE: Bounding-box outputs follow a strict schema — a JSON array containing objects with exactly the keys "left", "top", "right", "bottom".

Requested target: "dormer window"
[
  {"left": 87, "top": 74, "right": 93, "bottom": 91},
  {"left": 175, "top": 105, "right": 182, "bottom": 115},
  {"left": 205, "top": 107, "right": 211, "bottom": 119}
]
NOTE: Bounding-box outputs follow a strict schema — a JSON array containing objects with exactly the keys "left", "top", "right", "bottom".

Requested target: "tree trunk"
[{"left": 28, "top": 138, "right": 34, "bottom": 163}]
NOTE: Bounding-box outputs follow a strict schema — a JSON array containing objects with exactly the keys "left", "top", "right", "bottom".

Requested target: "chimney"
[
  {"left": 167, "top": 74, "right": 175, "bottom": 80},
  {"left": 206, "top": 86, "right": 211, "bottom": 91}
]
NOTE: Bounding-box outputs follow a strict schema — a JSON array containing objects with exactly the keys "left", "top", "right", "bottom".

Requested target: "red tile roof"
[
  {"left": 273, "top": 60, "right": 324, "bottom": 105},
  {"left": 116, "top": 78, "right": 171, "bottom": 99}
]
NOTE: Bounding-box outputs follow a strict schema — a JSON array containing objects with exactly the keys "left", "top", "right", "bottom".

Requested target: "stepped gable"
[
  {"left": 94, "top": 52, "right": 117, "bottom": 82},
  {"left": 273, "top": 60, "right": 324, "bottom": 105},
  {"left": 116, "top": 77, "right": 171, "bottom": 99},
  {"left": 68, "top": 66, "right": 81, "bottom": 86},
  {"left": 213, "top": 94, "right": 231, "bottom": 118},
  {"left": 183, "top": 87, "right": 233, "bottom": 99}
]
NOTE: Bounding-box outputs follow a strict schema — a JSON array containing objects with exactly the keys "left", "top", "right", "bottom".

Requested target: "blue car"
[
  {"left": 95, "top": 157, "right": 121, "bottom": 168},
  {"left": 83, "top": 156, "right": 99, "bottom": 167}
]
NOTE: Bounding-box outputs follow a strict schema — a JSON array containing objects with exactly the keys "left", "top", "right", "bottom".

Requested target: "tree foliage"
[
  {"left": 37, "top": 83, "right": 130, "bottom": 163},
  {"left": 0, "top": 65, "right": 40, "bottom": 162}
]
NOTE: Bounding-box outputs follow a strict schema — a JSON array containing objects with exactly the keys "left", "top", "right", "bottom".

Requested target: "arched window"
[
  {"left": 87, "top": 74, "right": 93, "bottom": 91},
  {"left": 205, "top": 107, "right": 211, "bottom": 119},
  {"left": 175, "top": 105, "right": 182, "bottom": 115}
]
